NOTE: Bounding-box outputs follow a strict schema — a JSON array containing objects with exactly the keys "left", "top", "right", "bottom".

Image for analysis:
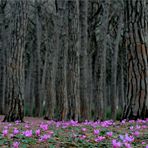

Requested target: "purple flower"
[
  {"left": 112, "top": 139, "right": 122, "bottom": 148},
  {"left": 23, "top": 130, "right": 32, "bottom": 137},
  {"left": 135, "top": 125, "right": 141, "bottom": 130},
  {"left": 133, "top": 131, "right": 140, "bottom": 137},
  {"left": 2, "top": 129, "right": 8, "bottom": 137},
  {"left": 124, "top": 143, "right": 132, "bottom": 148},
  {"left": 125, "top": 134, "right": 134, "bottom": 143},
  {"left": 40, "top": 124, "right": 48, "bottom": 131},
  {"left": 95, "top": 136, "right": 105, "bottom": 142},
  {"left": 82, "top": 128, "right": 87, "bottom": 132},
  {"left": 80, "top": 135, "right": 86, "bottom": 139},
  {"left": 35, "top": 129, "right": 40, "bottom": 136},
  {"left": 93, "top": 129, "right": 100, "bottom": 135},
  {"left": 13, "top": 128, "right": 19, "bottom": 135},
  {"left": 39, "top": 134, "right": 51, "bottom": 141},
  {"left": 25, "top": 124, "right": 30, "bottom": 129},
  {"left": 12, "top": 141, "right": 20, "bottom": 148},
  {"left": 130, "top": 126, "right": 134, "bottom": 131},
  {"left": 106, "top": 132, "right": 113, "bottom": 137}
]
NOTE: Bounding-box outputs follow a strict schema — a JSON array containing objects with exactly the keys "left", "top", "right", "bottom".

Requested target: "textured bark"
[
  {"left": 94, "top": 1, "right": 109, "bottom": 120},
  {"left": 3, "top": 0, "right": 28, "bottom": 122},
  {"left": 0, "top": 0, "right": 7, "bottom": 114},
  {"left": 34, "top": 0, "right": 41, "bottom": 116},
  {"left": 122, "top": 0, "right": 148, "bottom": 120},
  {"left": 79, "top": 0, "right": 90, "bottom": 121},
  {"left": 111, "top": 15, "right": 123, "bottom": 120},
  {"left": 67, "top": 0, "right": 80, "bottom": 121},
  {"left": 55, "top": 0, "right": 69, "bottom": 120}
]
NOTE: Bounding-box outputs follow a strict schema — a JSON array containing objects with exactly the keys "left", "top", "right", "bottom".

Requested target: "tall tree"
[
  {"left": 3, "top": 0, "right": 28, "bottom": 122},
  {"left": 79, "top": 0, "right": 90, "bottom": 121},
  {"left": 67, "top": 0, "right": 80, "bottom": 121},
  {"left": 122, "top": 0, "right": 148, "bottom": 120}
]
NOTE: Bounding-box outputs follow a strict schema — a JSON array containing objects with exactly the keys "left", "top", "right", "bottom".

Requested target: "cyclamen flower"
[
  {"left": 13, "top": 128, "right": 19, "bottom": 135},
  {"left": 40, "top": 124, "right": 48, "bottom": 131},
  {"left": 95, "top": 136, "right": 105, "bottom": 142},
  {"left": 130, "top": 126, "right": 134, "bottom": 131},
  {"left": 80, "top": 135, "right": 86, "bottom": 139},
  {"left": 2, "top": 129, "right": 8, "bottom": 137},
  {"left": 93, "top": 129, "right": 100, "bottom": 135},
  {"left": 23, "top": 130, "right": 32, "bottom": 137},
  {"left": 112, "top": 139, "right": 122, "bottom": 148},
  {"left": 35, "top": 129, "right": 40, "bottom": 136},
  {"left": 106, "top": 132, "right": 113, "bottom": 137},
  {"left": 133, "top": 131, "right": 140, "bottom": 137},
  {"left": 124, "top": 143, "right": 132, "bottom": 148},
  {"left": 82, "top": 128, "right": 87, "bottom": 132},
  {"left": 25, "top": 124, "right": 30, "bottom": 129},
  {"left": 39, "top": 134, "right": 51, "bottom": 141},
  {"left": 135, "top": 125, "right": 141, "bottom": 130},
  {"left": 12, "top": 142, "right": 20, "bottom": 148},
  {"left": 125, "top": 134, "right": 134, "bottom": 143}
]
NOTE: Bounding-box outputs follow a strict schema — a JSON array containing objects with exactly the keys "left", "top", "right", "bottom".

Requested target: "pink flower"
[
  {"left": 121, "top": 120, "right": 126, "bottom": 124},
  {"left": 112, "top": 139, "right": 122, "bottom": 148},
  {"left": 2, "top": 129, "right": 8, "bottom": 137},
  {"left": 130, "top": 126, "right": 134, "bottom": 131},
  {"left": 80, "top": 135, "right": 86, "bottom": 139},
  {"left": 135, "top": 125, "right": 141, "bottom": 130},
  {"left": 146, "top": 145, "right": 148, "bottom": 148},
  {"left": 82, "top": 128, "right": 87, "bottom": 132},
  {"left": 12, "top": 141, "right": 20, "bottom": 148},
  {"left": 133, "top": 131, "right": 140, "bottom": 137},
  {"left": 95, "top": 136, "right": 105, "bottom": 142},
  {"left": 40, "top": 124, "right": 48, "bottom": 131},
  {"left": 125, "top": 143, "right": 132, "bottom": 148},
  {"left": 142, "top": 142, "right": 145, "bottom": 145},
  {"left": 25, "top": 124, "right": 30, "bottom": 129},
  {"left": 125, "top": 134, "right": 134, "bottom": 143},
  {"left": 13, "top": 128, "right": 19, "bottom": 135},
  {"left": 4, "top": 126, "right": 8, "bottom": 129},
  {"left": 93, "top": 129, "right": 100, "bottom": 135},
  {"left": 23, "top": 130, "right": 32, "bottom": 137},
  {"left": 39, "top": 134, "right": 51, "bottom": 141},
  {"left": 35, "top": 129, "right": 40, "bottom": 136},
  {"left": 106, "top": 132, "right": 113, "bottom": 137}
]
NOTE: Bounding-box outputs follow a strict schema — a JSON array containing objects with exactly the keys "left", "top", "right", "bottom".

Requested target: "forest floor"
[{"left": 0, "top": 116, "right": 147, "bottom": 148}]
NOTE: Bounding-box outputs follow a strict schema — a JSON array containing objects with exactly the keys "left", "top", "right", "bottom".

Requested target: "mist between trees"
[{"left": 0, "top": 0, "right": 147, "bottom": 122}]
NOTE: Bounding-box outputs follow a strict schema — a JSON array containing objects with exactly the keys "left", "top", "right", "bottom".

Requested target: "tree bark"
[
  {"left": 3, "top": 0, "right": 28, "bottom": 122},
  {"left": 122, "top": 0, "right": 148, "bottom": 120}
]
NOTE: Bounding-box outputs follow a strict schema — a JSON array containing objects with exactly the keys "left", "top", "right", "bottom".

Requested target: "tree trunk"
[
  {"left": 111, "top": 15, "right": 123, "bottom": 120},
  {"left": 3, "top": 0, "right": 28, "bottom": 122},
  {"left": 79, "top": 0, "right": 90, "bottom": 121},
  {"left": 122, "top": 0, "right": 148, "bottom": 120},
  {"left": 67, "top": 0, "right": 80, "bottom": 121}
]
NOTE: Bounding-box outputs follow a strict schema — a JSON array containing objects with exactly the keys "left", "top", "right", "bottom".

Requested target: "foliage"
[{"left": 0, "top": 116, "right": 147, "bottom": 148}]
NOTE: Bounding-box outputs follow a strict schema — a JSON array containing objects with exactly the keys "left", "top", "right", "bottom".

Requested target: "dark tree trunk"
[
  {"left": 67, "top": 0, "right": 80, "bottom": 121},
  {"left": 3, "top": 0, "right": 28, "bottom": 122},
  {"left": 122, "top": 0, "right": 148, "bottom": 120}
]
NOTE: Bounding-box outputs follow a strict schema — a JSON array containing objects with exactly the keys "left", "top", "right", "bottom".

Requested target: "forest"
[{"left": 0, "top": 0, "right": 148, "bottom": 147}]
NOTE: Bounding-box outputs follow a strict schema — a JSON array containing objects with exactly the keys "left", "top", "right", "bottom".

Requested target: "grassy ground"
[{"left": 0, "top": 116, "right": 147, "bottom": 148}]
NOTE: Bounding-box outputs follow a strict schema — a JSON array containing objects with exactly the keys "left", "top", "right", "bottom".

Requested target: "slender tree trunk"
[
  {"left": 55, "top": 0, "right": 69, "bottom": 120},
  {"left": 79, "top": 0, "right": 90, "bottom": 121},
  {"left": 34, "top": 0, "right": 41, "bottom": 116},
  {"left": 94, "top": 1, "right": 109, "bottom": 120},
  {"left": 111, "top": 15, "right": 123, "bottom": 120},
  {"left": 0, "top": 0, "right": 7, "bottom": 114},
  {"left": 67, "top": 0, "right": 80, "bottom": 121}
]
